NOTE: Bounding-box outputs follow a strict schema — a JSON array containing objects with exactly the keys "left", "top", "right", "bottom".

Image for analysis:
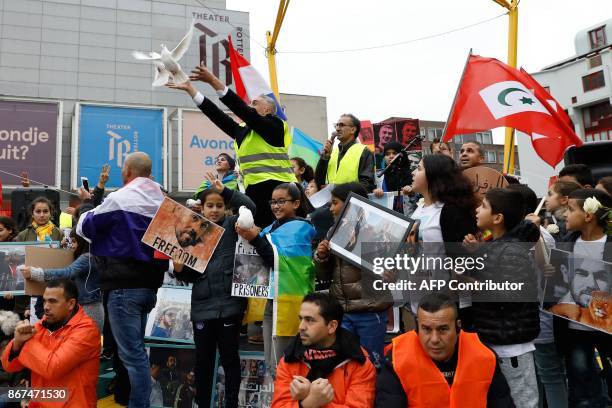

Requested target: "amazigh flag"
[
  {"left": 261, "top": 219, "right": 315, "bottom": 337},
  {"left": 288, "top": 127, "right": 323, "bottom": 168},
  {"left": 228, "top": 36, "right": 287, "bottom": 120},
  {"left": 443, "top": 54, "right": 582, "bottom": 167}
]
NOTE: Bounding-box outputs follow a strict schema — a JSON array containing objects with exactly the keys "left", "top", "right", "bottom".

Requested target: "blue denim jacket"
[{"left": 44, "top": 253, "right": 101, "bottom": 304}]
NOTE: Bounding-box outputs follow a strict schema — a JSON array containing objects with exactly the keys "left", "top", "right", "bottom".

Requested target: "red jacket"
[
  {"left": 272, "top": 344, "right": 376, "bottom": 408},
  {"left": 1, "top": 307, "right": 101, "bottom": 407}
]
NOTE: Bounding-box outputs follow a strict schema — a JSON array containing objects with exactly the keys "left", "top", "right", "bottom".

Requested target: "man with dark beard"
[{"left": 272, "top": 293, "right": 376, "bottom": 407}]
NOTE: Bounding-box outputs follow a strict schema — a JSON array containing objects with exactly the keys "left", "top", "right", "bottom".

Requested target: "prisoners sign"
[
  {"left": 179, "top": 109, "right": 238, "bottom": 191},
  {"left": 0, "top": 99, "right": 61, "bottom": 188}
]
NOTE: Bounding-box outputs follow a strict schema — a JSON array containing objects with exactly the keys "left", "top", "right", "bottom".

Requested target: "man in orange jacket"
[
  {"left": 375, "top": 293, "right": 514, "bottom": 408},
  {"left": 272, "top": 292, "right": 376, "bottom": 408},
  {"left": 1, "top": 278, "right": 100, "bottom": 407}
]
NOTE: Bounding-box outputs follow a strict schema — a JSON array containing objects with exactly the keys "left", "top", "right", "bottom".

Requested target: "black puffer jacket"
[
  {"left": 177, "top": 188, "right": 254, "bottom": 321},
  {"left": 470, "top": 220, "right": 540, "bottom": 345}
]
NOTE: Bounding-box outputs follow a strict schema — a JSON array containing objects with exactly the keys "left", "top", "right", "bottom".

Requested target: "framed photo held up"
[{"left": 328, "top": 192, "right": 415, "bottom": 272}]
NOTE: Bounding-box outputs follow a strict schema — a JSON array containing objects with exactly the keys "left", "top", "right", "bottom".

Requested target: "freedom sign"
[{"left": 72, "top": 103, "right": 167, "bottom": 189}]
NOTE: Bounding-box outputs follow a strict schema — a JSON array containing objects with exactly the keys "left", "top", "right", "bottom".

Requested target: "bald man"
[
  {"left": 121, "top": 151, "right": 153, "bottom": 185},
  {"left": 77, "top": 152, "right": 168, "bottom": 408}
]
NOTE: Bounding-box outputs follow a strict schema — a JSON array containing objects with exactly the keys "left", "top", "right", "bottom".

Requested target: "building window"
[
  {"left": 583, "top": 101, "right": 612, "bottom": 128},
  {"left": 498, "top": 151, "right": 505, "bottom": 163},
  {"left": 588, "top": 55, "right": 603, "bottom": 69},
  {"left": 427, "top": 129, "right": 436, "bottom": 141},
  {"left": 475, "top": 132, "right": 483, "bottom": 143},
  {"left": 589, "top": 26, "right": 607, "bottom": 50},
  {"left": 483, "top": 132, "right": 493, "bottom": 144},
  {"left": 485, "top": 151, "right": 496, "bottom": 163},
  {"left": 582, "top": 71, "right": 605, "bottom": 92}
]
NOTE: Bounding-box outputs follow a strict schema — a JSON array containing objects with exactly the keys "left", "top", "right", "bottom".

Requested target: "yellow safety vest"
[
  {"left": 326, "top": 143, "right": 366, "bottom": 184},
  {"left": 59, "top": 212, "right": 73, "bottom": 229},
  {"left": 237, "top": 121, "right": 297, "bottom": 189}
]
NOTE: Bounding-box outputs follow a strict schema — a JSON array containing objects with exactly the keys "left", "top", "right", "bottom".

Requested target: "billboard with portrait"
[
  {"left": 178, "top": 109, "right": 238, "bottom": 192},
  {"left": 0, "top": 99, "right": 62, "bottom": 188},
  {"left": 72, "top": 103, "right": 166, "bottom": 190}
]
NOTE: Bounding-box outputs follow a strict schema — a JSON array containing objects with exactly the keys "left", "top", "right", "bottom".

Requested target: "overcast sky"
[{"left": 226, "top": 0, "right": 609, "bottom": 141}]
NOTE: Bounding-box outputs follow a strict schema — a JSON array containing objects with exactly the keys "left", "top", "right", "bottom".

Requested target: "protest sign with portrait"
[
  {"left": 211, "top": 351, "right": 271, "bottom": 408},
  {"left": 329, "top": 192, "right": 414, "bottom": 271},
  {"left": 145, "top": 287, "right": 194, "bottom": 343},
  {"left": 0, "top": 242, "right": 56, "bottom": 295},
  {"left": 232, "top": 241, "right": 271, "bottom": 299},
  {"left": 147, "top": 343, "right": 197, "bottom": 408},
  {"left": 543, "top": 248, "right": 611, "bottom": 334},
  {"left": 142, "top": 197, "right": 224, "bottom": 273}
]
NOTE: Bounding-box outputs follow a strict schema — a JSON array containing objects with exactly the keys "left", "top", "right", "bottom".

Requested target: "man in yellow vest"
[
  {"left": 314, "top": 115, "right": 375, "bottom": 192},
  {"left": 375, "top": 293, "right": 514, "bottom": 408},
  {"left": 168, "top": 65, "right": 296, "bottom": 227}
]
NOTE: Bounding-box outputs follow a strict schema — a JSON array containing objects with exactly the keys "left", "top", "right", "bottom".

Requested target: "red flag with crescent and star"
[{"left": 443, "top": 54, "right": 583, "bottom": 167}]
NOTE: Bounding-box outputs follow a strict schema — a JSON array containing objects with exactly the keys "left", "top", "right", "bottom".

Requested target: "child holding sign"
[
  {"left": 173, "top": 177, "right": 254, "bottom": 408},
  {"left": 236, "top": 182, "right": 315, "bottom": 378}
]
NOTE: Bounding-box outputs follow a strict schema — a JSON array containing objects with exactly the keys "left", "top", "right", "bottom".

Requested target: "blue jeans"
[
  {"left": 107, "top": 288, "right": 157, "bottom": 408},
  {"left": 534, "top": 342, "right": 568, "bottom": 408},
  {"left": 342, "top": 311, "right": 387, "bottom": 368}
]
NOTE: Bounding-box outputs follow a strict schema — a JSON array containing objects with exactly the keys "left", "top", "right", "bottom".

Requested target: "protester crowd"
[{"left": 0, "top": 64, "right": 610, "bottom": 408}]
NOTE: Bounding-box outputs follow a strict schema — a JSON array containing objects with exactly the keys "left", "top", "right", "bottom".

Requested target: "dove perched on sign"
[{"left": 132, "top": 23, "right": 194, "bottom": 87}]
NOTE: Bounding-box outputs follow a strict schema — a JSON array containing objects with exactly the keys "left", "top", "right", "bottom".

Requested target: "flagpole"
[
  {"left": 492, "top": 0, "right": 519, "bottom": 174},
  {"left": 266, "top": 0, "right": 291, "bottom": 102},
  {"left": 442, "top": 48, "right": 473, "bottom": 142}
]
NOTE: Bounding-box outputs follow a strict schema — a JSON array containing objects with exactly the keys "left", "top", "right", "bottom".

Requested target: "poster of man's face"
[
  {"left": 145, "top": 287, "right": 193, "bottom": 342},
  {"left": 570, "top": 258, "right": 610, "bottom": 308},
  {"left": 548, "top": 252, "right": 612, "bottom": 334},
  {"left": 142, "top": 197, "right": 225, "bottom": 273},
  {"left": 358, "top": 121, "right": 375, "bottom": 147},
  {"left": 374, "top": 123, "right": 396, "bottom": 151},
  {"left": 395, "top": 119, "right": 421, "bottom": 149},
  {"left": 175, "top": 212, "right": 211, "bottom": 248}
]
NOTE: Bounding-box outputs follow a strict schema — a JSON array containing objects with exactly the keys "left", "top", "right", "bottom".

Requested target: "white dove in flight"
[{"left": 132, "top": 23, "right": 194, "bottom": 87}]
